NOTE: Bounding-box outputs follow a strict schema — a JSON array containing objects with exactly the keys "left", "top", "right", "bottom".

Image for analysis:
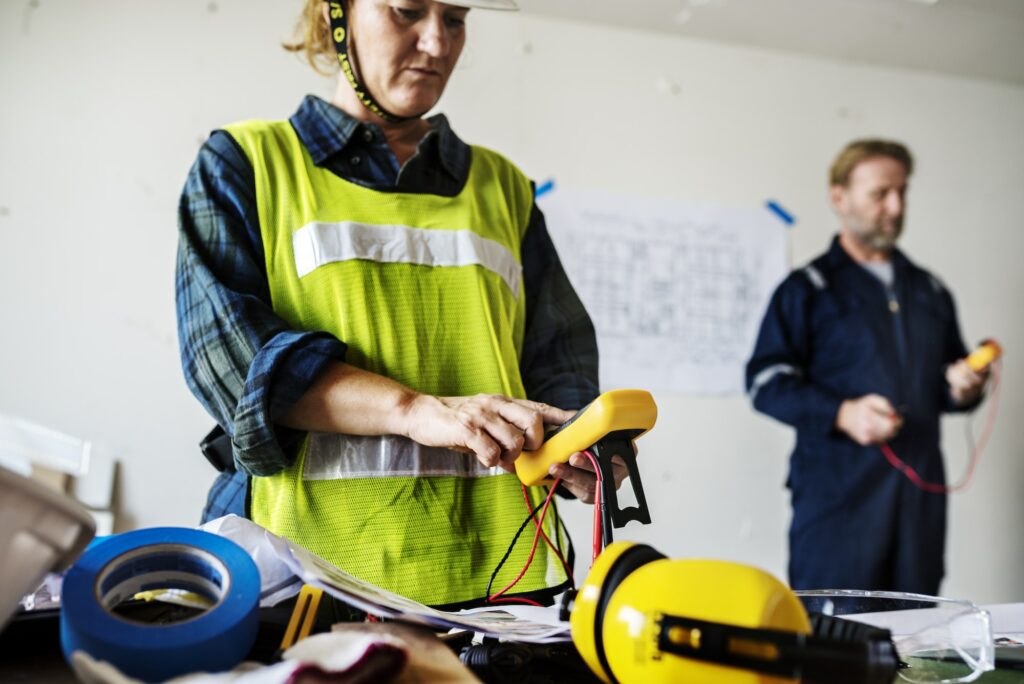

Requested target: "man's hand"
[
  {"left": 835, "top": 394, "right": 902, "bottom": 446},
  {"left": 946, "top": 359, "right": 988, "bottom": 407},
  {"left": 549, "top": 452, "right": 629, "bottom": 503},
  {"left": 402, "top": 394, "right": 574, "bottom": 472}
]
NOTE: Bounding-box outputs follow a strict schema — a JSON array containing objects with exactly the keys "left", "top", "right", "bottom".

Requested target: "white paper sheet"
[
  {"left": 203, "top": 516, "right": 571, "bottom": 643},
  {"left": 540, "top": 187, "right": 789, "bottom": 396}
]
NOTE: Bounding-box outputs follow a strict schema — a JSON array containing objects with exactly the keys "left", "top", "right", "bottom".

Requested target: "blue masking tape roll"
[{"left": 60, "top": 527, "right": 260, "bottom": 682}]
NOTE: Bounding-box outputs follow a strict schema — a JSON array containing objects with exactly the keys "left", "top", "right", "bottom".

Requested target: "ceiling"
[{"left": 515, "top": 0, "right": 1024, "bottom": 87}]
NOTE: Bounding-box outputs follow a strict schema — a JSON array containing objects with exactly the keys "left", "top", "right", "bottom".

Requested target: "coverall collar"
[{"left": 827, "top": 234, "right": 915, "bottom": 279}]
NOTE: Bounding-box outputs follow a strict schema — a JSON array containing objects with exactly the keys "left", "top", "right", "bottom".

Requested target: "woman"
[{"left": 176, "top": 0, "right": 620, "bottom": 607}]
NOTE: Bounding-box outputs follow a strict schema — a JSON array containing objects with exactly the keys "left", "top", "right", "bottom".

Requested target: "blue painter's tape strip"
[
  {"left": 766, "top": 199, "right": 796, "bottom": 226},
  {"left": 60, "top": 527, "right": 260, "bottom": 682},
  {"left": 535, "top": 179, "right": 555, "bottom": 198}
]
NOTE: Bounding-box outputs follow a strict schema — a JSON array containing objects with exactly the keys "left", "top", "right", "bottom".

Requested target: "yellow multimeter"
[
  {"left": 516, "top": 389, "right": 658, "bottom": 542},
  {"left": 965, "top": 339, "right": 1002, "bottom": 372},
  {"left": 516, "top": 389, "right": 657, "bottom": 485}
]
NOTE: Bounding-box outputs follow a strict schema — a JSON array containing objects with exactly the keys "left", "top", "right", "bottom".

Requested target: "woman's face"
[{"left": 344, "top": 0, "right": 468, "bottom": 117}]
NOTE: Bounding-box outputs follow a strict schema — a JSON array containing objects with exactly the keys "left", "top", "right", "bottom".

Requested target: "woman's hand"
[
  {"left": 402, "top": 394, "right": 574, "bottom": 472},
  {"left": 549, "top": 452, "right": 629, "bottom": 503}
]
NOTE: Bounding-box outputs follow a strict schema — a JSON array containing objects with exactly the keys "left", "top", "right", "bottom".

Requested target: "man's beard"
[{"left": 850, "top": 217, "right": 903, "bottom": 253}]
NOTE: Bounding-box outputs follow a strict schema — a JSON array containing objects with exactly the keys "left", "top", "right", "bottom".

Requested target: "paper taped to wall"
[{"left": 540, "top": 187, "right": 788, "bottom": 396}]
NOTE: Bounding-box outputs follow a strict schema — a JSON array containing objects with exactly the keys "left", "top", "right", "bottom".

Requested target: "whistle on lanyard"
[
  {"left": 515, "top": 389, "right": 657, "bottom": 538},
  {"left": 965, "top": 339, "right": 1002, "bottom": 372}
]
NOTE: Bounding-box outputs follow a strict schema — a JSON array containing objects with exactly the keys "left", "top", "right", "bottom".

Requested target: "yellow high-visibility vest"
[{"left": 223, "top": 119, "right": 568, "bottom": 605}]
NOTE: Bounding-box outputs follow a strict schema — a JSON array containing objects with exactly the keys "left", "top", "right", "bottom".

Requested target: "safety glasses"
[{"left": 796, "top": 590, "right": 994, "bottom": 683}]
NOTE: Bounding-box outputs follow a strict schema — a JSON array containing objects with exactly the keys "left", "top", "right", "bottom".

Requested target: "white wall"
[{"left": 2, "top": 1, "right": 1021, "bottom": 603}]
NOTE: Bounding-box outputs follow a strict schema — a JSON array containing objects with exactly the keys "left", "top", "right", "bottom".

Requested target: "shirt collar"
[
  {"left": 290, "top": 95, "right": 361, "bottom": 165},
  {"left": 289, "top": 94, "right": 469, "bottom": 181},
  {"left": 417, "top": 113, "right": 468, "bottom": 181}
]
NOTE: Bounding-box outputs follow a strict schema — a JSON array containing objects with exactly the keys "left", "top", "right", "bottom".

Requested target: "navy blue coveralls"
[{"left": 746, "top": 236, "right": 975, "bottom": 594}]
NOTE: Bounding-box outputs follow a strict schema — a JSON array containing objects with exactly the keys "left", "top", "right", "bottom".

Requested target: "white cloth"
[
  {"left": 70, "top": 631, "right": 408, "bottom": 684},
  {"left": 199, "top": 514, "right": 303, "bottom": 608}
]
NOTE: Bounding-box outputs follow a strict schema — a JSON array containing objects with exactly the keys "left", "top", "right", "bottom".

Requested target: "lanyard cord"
[{"left": 326, "top": 1, "right": 425, "bottom": 123}]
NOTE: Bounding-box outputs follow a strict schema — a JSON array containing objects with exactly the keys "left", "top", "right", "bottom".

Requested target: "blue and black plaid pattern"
[
  {"left": 177, "top": 95, "right": 598, "bottom": 519},
  {"left": 202, "top": 470, "right": 247, "bottom": 522}
]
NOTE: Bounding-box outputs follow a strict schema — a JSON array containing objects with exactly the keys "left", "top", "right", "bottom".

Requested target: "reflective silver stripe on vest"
[
  {"left": 293, "top": 221, "right": 522, "bottom": 298},
  {"left": 302, "top": 433, "right": 504, "bottom": 480},
  {"left": 748, "top": 363, "right": 801, "bottom": 403}
]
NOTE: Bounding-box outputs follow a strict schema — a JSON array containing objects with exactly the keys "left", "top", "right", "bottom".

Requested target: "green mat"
[{"left": 892, "top": 653, "right": 1024, "bottom": 683}]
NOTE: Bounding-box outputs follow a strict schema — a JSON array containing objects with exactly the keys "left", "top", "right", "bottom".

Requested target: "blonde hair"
[
  {"left": 283, "top": 0, "right": 337, "bottom": 75},
  {"left": 829, "top": 139, "right": 914, "bottom": 187}
]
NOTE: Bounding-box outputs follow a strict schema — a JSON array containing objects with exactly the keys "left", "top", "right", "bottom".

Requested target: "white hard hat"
[{"left": 444, "top": 0, "right": 518, "bottom": 9}]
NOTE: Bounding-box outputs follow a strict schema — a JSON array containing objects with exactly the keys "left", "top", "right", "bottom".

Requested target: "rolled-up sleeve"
[
  {"left": 519, "top": 199, "right": 599, "bottom": 411},
  {"left": 175, "top": 131, "right": 346, "bottom": 476}
]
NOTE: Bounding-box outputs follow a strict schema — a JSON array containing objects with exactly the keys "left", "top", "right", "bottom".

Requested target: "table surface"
[{"left": 3, "top": 603, "right": 1024, "bottom": 682}]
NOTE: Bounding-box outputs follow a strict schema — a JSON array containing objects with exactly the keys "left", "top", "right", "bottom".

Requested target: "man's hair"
[
  {"left": 829, "top": 139, "right": 914, "bottom": 187},
  {"left": 283, "top": 0, "right": 337, "bottom": 76}
]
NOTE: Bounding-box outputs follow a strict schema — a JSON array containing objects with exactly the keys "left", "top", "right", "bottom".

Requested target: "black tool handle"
[
  {"left": 657, "top": 614, "right": 899, "bottom": 684},
  {"left": 590, "top": 433, "right": 651, "bottom": 543}
]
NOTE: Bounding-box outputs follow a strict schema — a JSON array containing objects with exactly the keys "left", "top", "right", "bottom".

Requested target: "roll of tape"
[{"left": 60, "top": 527, "right": 260, "bottom": 682}]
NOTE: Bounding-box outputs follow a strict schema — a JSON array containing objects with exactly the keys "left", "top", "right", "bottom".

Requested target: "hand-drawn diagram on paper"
[{"left": 540, "top": 187, "right": 788, "bottom": 396}]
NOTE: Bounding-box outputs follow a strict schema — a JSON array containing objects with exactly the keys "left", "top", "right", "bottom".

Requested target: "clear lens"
[{"left": 795, "top": 590, "right": 994, "bottom": 684}]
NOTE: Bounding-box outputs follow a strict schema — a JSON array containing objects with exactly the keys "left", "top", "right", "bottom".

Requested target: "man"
[{"left": 745, "top": 139, "right": 988, "bottom": 594}]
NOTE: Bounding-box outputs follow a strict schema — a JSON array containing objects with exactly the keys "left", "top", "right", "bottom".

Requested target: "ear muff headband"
[
  {"left": 593, "top": 544, "right": 667, "bottom": 683},
  {"left": 326, "top": 1, "right": 425, "bottom": 122}
]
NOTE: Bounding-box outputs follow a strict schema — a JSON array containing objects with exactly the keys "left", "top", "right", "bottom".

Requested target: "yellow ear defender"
[
  {"left": 510, "top": 391, "right": 900, "bottom": 682},
  {"left": 568, "top": 542, "right": 899, "bottom": 684}
]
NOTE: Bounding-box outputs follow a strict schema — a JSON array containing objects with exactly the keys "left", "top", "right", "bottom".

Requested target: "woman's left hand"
[{"left": 549, "top": 452, "right": 629, "bottom": 503}]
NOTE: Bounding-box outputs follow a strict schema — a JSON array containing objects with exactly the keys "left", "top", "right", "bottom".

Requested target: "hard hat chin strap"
[{"left": 326, "top": 1, "right": 428, "bottom": 123}]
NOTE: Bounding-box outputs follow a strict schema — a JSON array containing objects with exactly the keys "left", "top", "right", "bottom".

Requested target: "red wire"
[
  {"left": 880, "top": 443, "right": 951, "bottom": 494},
  {"left": 519, "top": 483, "right": 574, "bottom": 584},
  {"left": 488, "top": 478, "right": 560, "bottom": 602},
  {"left": 491, "top": 449, "right": 611, "bottom": 604},
  {"left": 582, "top": 449, "right": 603, "bottom": 564},
  {"left": 881, "top": 361, "right": 1002, "bottom": 494},
  {"left": 486, "top": 596, "right": 544, "bottom": 608}
]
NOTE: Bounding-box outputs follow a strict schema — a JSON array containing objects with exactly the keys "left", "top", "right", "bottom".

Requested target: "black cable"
[
  {"left": 550, "top": 497, "right": 576, "bottom": 587},
  {"left": 485, "top": 488, "right": 550, "bottom": 600}
]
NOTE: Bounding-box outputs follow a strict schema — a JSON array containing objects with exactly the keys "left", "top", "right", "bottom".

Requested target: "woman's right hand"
[{"left": 401, "top": 394, "right": 575, "bottom": 472}]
